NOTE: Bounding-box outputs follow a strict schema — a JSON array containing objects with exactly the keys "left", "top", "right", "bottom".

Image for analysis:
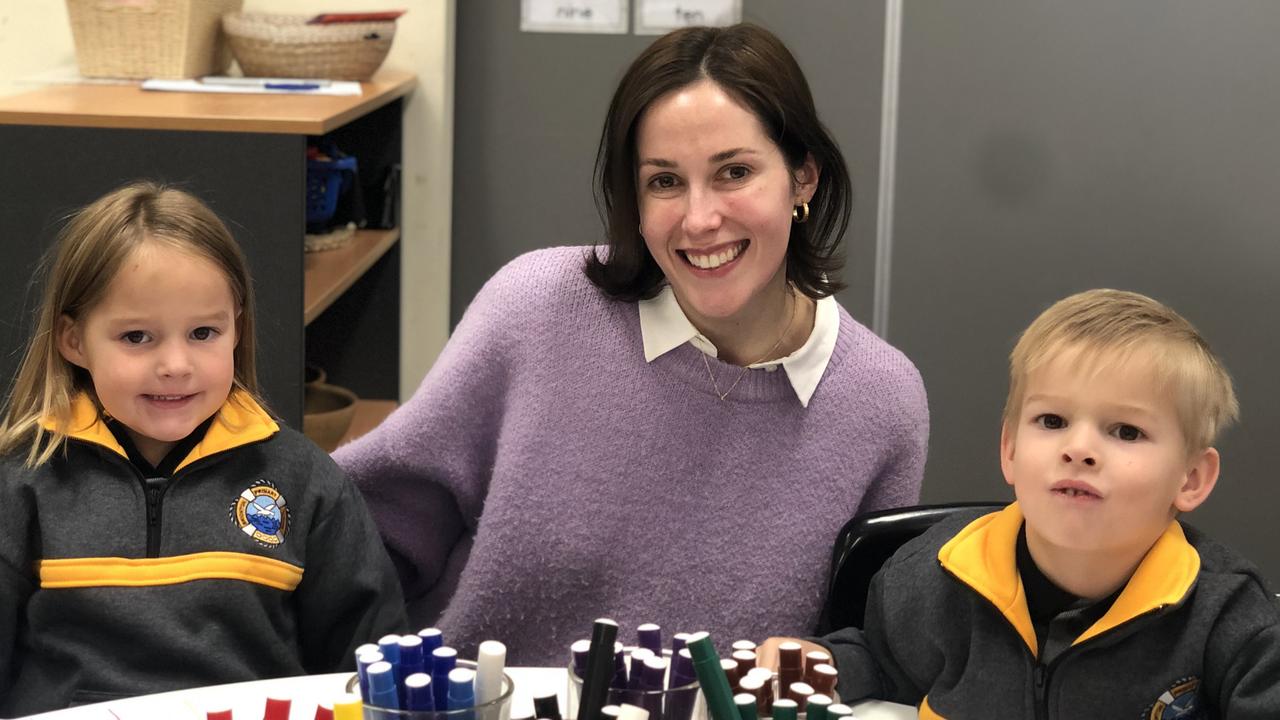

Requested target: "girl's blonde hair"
[
  {"left": 1002, "top": 288, "right": 1238, "bottom": 453},
  {"left": 0, "top": 181, "right": 263, "bottom": 466}
]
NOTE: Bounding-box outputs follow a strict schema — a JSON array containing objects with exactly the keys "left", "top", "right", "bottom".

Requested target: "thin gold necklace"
[{"left": 701, "top": 289, "right": 798, "bottom": 401}]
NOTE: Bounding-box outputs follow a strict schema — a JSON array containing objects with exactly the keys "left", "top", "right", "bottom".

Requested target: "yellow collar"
[
  {"left": 41, "top": 391, "right": 279, "bottom": 473},
  {"left": 938, "top": 502, "right": 1200, "bottom": 657}
]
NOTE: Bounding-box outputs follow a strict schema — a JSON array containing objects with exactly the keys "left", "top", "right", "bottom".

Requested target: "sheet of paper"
[
  {"left": 140, "top": 79, "right": 364, "bottom": 96},
  {"left": 521, "top": 0, "right": 629, "bottom": 34},
  {"left": 634, "top": 0, "right": 740, "bottom": 35}
]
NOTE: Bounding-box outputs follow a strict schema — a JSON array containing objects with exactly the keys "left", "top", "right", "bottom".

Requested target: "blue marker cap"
[
  {"left": 367, "top": 660, "right": 400, "bottom": 710},
  {"left": 404, "top": 672, "right": 435, "bottom": 712},
  {"left": 378, "top": 634, "right": 402, "bottom": 666},
  {"left": 418, "top": 627, "right": 444, "bottom": 653},
  {"left": 447, "top": 667, "right": 477, "bottom": 710},
  {"left": 356, "top": 649, "right": 385, "bottom": 700},
  {"left": 432, "top": 646, "right": 458, "bottom": 710}
]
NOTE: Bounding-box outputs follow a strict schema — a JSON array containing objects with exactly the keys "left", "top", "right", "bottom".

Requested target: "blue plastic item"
[{"left": 306, "top": 153, "right": 358, "bottom": 227}]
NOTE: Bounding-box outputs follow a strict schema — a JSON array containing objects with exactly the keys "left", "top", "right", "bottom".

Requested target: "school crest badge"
[
  {"left": 229, "top": 480, "right": 289, "bottom": 546},
  {"left": 1145, "top": 677, "right": 1203, "bottom": 720}
]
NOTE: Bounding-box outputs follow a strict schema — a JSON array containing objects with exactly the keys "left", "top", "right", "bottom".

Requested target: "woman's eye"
[
  {"left": 723, "top": 165, "right": 750, "bottom": 181},
  {"left": 648, "top": 174, "right": 678, "bottom": 190},
  {"left": 121, "top": 331, "right": 148, "bottom": 345},
  {"left": 1035, "top": 414, "right": 1065, "bottom": 430},
  {"left": 1111, "top": 424, "right": 1145, "bottom": 442},
  {"left": 191, "top": 327, "right": 219, "bottom": 341}
]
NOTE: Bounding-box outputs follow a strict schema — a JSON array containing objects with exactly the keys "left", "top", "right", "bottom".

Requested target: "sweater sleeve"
[
  {"left": 332, "top": 257, "right": 523, "bottom": 599},
  {"left": 1205, "top": 582, "right": 1280, "bottom": 717},
  {"left": 293, "top": 459, "right": 409, "bottom": 673},
  {"left": 0, "top": 462, "right": 37, "bottom": 708},
  {"left": 856, "top": 362, "right": 929, "bottom": 514},
  {"left": 816, "top": 557, "right": 925, "bottom": 706}
]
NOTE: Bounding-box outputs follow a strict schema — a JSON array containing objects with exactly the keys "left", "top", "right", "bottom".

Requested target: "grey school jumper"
[
  {"left": 0, "top": 393, "right": 406, "bottom": 716},
  {"left": 821, "top": 504, "right": 1280, "bottom": 719}
]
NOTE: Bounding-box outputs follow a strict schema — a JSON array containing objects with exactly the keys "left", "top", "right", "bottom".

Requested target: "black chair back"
[{"left": 814, "top": 502, "right": 1005, "bottom": 635}]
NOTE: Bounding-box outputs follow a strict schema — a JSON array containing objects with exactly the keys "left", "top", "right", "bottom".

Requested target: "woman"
[{"left": 335, "top": 23, "right": 928, "bottom": 665}]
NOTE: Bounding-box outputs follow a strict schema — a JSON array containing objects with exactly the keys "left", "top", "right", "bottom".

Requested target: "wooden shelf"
[
  {"left": 339, "top": 399, "right": 397, "bottom": 447},
  {"left": 0, "top": 70, "right": 416, "bottom": 135},
  {"left": 304, "top": 228, "right": 400, "bottom": 325}
]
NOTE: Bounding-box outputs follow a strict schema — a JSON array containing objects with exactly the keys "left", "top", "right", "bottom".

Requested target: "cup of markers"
[
  {"left": 566, "top": 621, "right": 706, "bottom": 720},
  {"left": 347, "top": 629, "right": 514, "bottom": 720}
]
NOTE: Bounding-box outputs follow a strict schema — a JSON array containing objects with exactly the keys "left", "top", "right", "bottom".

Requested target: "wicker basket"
[
  {"left": 65, "top": 0, "right": 243, "bottom": 79},
  {"left": 222, "top": 13, "right": 396, "bottom": 81}
]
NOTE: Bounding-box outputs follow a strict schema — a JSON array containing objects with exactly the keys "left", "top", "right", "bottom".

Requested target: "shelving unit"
[{"left": 0, "top": 71, "right": 415, "bottom": 431}]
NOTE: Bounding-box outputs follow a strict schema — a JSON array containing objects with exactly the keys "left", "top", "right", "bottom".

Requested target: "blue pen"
[
  {"left": 398, "top": 635, "right": 427, "bottom": 707},
  {"left": 264, "top": 82, "right": 322, "bottom": 91},
  {"left": 431, "top": 646, "right": 458, "bottom": 710},
  {"left": 378, "top": 634, "right": 402, "bottom": 667},
  {"left": 449, "top": 667, "right": 478, "bottom": 720},
  {"left": 367, "top": 660, "right": 400, "bottom": 710},
  {"left": 418, "top": 627, "right": 444, "bottom": 654},
  {"left": 405, "top": 672, "right": 435, "bottom": 712}
]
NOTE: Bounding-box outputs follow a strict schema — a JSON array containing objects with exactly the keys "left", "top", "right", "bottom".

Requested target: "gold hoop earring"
[{"left": 792, "top": 202, "right": 810, "bottom": 224}]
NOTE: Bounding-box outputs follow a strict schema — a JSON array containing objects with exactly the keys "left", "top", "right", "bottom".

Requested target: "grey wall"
[
  {"left": 452, "top": 2, "right": 1280, "bottom": 582},
  {"left": 451, "top": 0, "right": 886, "bottom": 323}
]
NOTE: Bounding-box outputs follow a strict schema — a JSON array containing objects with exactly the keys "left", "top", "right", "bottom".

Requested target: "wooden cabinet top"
[{"left": 0, "top": 70, "right": 415, "bottom": 135}]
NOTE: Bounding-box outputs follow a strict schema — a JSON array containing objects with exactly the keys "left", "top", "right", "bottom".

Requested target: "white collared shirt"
[{"left": 637, "top": 285, "right": 839, "bottom": 407}]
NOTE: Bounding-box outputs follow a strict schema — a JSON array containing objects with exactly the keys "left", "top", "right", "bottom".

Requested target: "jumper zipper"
[{"left": 142, "top": 476, "right": 170, "bottom": 557}]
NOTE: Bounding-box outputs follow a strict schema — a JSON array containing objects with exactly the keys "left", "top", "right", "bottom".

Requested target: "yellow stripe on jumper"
[{"left": 39, "top": 551, "right": 303, "bottom": 591}]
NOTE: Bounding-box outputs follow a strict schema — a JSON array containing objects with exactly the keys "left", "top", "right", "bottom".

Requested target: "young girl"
[{"left": 0, "top": 181, "right": 406, "bottom": 715}]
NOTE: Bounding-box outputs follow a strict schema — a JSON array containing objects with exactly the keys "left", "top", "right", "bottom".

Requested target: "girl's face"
[
  {"left": 635, "top": 78, "right": 817, "bottom": 329},
  {"left": 58, "top": 242, "right": 238, "bottom": 466}
]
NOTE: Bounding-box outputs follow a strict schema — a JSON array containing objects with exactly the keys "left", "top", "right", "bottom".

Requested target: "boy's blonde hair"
[
  {"left": 1002, "top": 289, "right": 1238, "bottom": 453},
  {"left": 0, "top": 181, "right": 264, "bottom": 467}
]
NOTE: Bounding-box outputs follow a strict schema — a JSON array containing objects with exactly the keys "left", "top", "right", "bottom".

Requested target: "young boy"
[{"left": 819, "top": 289, "right": 1280, "bottom": 718}]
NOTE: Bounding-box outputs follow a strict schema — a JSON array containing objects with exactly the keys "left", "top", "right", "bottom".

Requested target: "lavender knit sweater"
[{"left": 334, "top": 246, "right": 928, "bottom": 665}]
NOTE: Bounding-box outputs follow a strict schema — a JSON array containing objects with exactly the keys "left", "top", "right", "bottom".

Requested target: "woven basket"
[
  {"left": 222, "top": 13, "right": 396, "bottom": 81},
  {"left": 65, "top": 0, "right": 243, "bottom": 79}
]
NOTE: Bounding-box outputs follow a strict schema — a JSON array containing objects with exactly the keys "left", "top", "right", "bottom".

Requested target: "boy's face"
[{"left": 1001, "top": 347, "right": 1219, "bottom": 563}]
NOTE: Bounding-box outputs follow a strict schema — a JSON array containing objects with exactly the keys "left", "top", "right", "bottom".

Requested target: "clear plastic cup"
[{"left": 566, "top": 650, "right": 705, "bottom": 720}]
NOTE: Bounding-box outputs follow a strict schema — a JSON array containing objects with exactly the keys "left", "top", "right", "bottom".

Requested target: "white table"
[{"left": 18, "top": 668, "right": 914, "bottom": 720}]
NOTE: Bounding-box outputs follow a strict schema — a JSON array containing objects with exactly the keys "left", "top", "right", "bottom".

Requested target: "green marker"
[
  {"left": 685, "top": 632, "right": 738, "bottom": 720},
  {"left": 805, "top": 694, "right": 832, "bottom": 720},
  {"left": 771, "top": 699, "right": 798, "bottom": 720},
  {"left": 733, "top": 693, "right": 757, "bottom": 720}
]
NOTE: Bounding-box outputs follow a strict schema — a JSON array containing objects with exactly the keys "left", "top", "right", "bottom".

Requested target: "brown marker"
[{"left": 809, "top": 663, "right": 838, "bottom": 698}]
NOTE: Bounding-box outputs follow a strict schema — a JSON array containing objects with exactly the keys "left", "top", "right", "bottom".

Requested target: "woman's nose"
[{"left": 681, "top": 187, "right": 723, "bottom": 236}]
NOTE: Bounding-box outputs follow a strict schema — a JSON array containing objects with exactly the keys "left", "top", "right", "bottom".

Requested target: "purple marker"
[
  {"left": 627, "top": 648, "right": 654, "bottom": 694},
  {"left": 612, "top": 642, "right": 628, "bottom": 690},
  {"left": 670, "top": 633, "right": 691, "bottom": 656},
  {"left": 405, "top": 673, "right": 435, "bottom": 712},
  {"left": 571, "top": 639, "right": 591, "bottom": 678},
  {"left": 418, "top": 627, "right": 444, "bottom": 654},
  {"left": 637, "top": 623, "right": 662, "bottom": 656},
  {"left": 432, "top": 646, "right": 459, "bottom": 710},
  {"left": 669, "top": 648, "right": 695, "bottom": 688},
  {"left": 638, "top": 656, "right": 666, "bottom": 720}
]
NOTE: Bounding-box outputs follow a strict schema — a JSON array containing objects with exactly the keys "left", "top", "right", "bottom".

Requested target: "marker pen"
[
  {"left": 771, "top": 698, "right": 798, "bottom": 720},
  {"left": 777, "top": 642, "right": 803, "bottom": 696},
  {"left": 671, "top": 632, "right": 691, "bottom": 656},
  {"left": 804, "top": 651, "right": 832, "bottom": 680},
  {"left": 533, "top": 691, "right": 562, "bottom": 720},
  {"left": 418, "top": 627, "right": 445, "bottom": 654},
  {"left": 332, "top": 692, "right": 363, "bottom": 720},
  {"left": 805, "top": 694, "right": 832, "bottom": 720},
  {"left": 636, "top": 623, "right": 662, "bottom": 656},
  {"left": 570, "top": 638, "right": 588, "bottom": 676},
  {"left": 720, "top": 658, "right": 741, "bottom": 692},
  {"left": 356, "top": 649, "right": 385, "bottom": 700},
  {"left": 825, "top": 703, "right": 854, "bottom": 719},
  {"left": 736, "top": 673, "right": 769, "bottom": 717},
  {"left": 786, "top": 681, "right": 814, "bottom": 705},
  {"left": 600, "top": 705, "right": 622, "bottom": 720},
  {"left": 354, "top": 642, "right": 380, "bottom": 659},
  {"left": 448, "top": 667, "right": 478, "bottom": 719},
  {"left": 730, "top": 650, "right": 756, "bottom": 681},
  {"left": 579, "top": 618, "right": 620, "bottom": 720},
  {"left": 627, "top": 647, "right": 654, "bottom": 695},
  {"left": 809, "top": 664, "right": 838, "bottom": 698},
  {"left": 263, "top": 697, "right": 291, "bottom": 720},
  {"left": 685, "top": 632, "right": 738, "bottom": 720},
  {"left": 638, "top": 655, "right": 666, "bottom": 720},
  {"left": 612, "top": 642, "right": 628, "bottom": 690},
  {"left": 398, "top": 634, "right": 427, "bottom": 706},
  {"left": 476, "top": 639, "right": 507, "bottom": 720},
  {"left": 314, "top": 703, "right": 334, "bottom": 720},
  {"left": 378, "top": 634, "right": 403, "bottom": 667},
  {"left": 405, "top": 673, "right": 435, "bottom": 712},
  {"left": 730, "top": 640, "right": 757, "bottom": 653},
  {"left": 732, "top": 693, "right": 757, "bottom": 720},
  {"left": 663, "top": 647, "right": 700, "bottom": 720},
  {"left": 432, "top": 646, "right": 459, "bottom": 710},
  {"left": 669, "top": 648, "right": 696, "bottom": 688},
  {"left": 617, "top": 703, "right": 650, "bottom": 720},
  {"left": 206, "top": 711, "right": 232, "bottom": 720},
  {"left": 367, "top": 660, "right": 400, "bottom": 710}
]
